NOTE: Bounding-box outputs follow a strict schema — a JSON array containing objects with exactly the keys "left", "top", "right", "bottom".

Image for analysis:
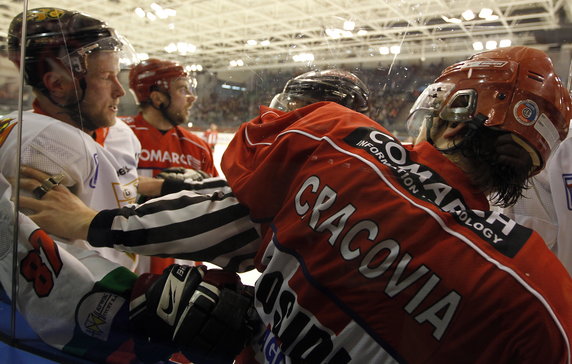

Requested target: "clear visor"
[
  {"left": 406, "top": 82, "right": 477, "bottom": 137},
  {"left": 58, "top": 30, "right": 139, "bottom": 74},
  {"left": 269, "top": 93, "right": 319, "bottom": 112}
]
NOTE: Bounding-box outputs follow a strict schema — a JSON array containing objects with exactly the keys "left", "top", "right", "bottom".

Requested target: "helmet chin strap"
[{"left": 426, "top": 113, "right": 488, "bottom": 154}]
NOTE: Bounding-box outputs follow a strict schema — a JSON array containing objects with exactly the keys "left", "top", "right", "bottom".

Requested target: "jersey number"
[{"left": 20, "top": 229, "right": 63, "bottom": 297}]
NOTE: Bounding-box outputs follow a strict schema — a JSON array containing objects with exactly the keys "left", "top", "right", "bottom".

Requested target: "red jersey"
[
  {"left": 203, "top": 128, "right": 218, "bottom": 150},
  {"left": 122, "top": 113, "right": 218, "bottom": 274},
  {"left": 121, "top": 113, "right": 218, "bottom": 178},
  {"left": 222, "top": 102, "right": 572, "bottom": 363}
]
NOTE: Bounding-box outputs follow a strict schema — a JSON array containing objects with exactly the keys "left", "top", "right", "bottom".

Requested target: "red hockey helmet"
[
  {"left": 7, "top": 7, "right": 134, "bottom": 89},
  {"left": 407, "top": 46, "right": 571, "bottom": 175},
  {"left": 129, "top": 58, "right": 194, "bottom": 104}
]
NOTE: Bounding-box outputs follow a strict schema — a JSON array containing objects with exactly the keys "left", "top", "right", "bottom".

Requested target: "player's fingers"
[
  {"left": 18, "top": 176, "right": 42, "bottom": 192},
  {"left": 18, "top": 195, "right": 45, "bottom": 211},
  {"left": 20, "top": 166, "right": 51, "bottom": 182}
]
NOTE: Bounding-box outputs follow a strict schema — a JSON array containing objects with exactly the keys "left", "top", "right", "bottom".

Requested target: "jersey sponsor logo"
[
  {"left": 343, "top": 127, "right": 531, "bottom": 257},
  {"left": 139, "top": 148, "right": 201, "bottom": 169},
  {"left": 116, "top": 165, "right": 131, "bottom": 176},
  {"left": 89, "top": 153, "right": 100, "bottom": 189},
  {"left": 0, "top": 118, "right": 16, "bottom": 148},
  {"left": 294, "top": 175, "right": 461, "bottom": 341},
  {"left": 563, "top": 174, "right": 572, "bottom": 210},
  {"left": 256, "top": 271, "right": 352, "bottom": 362},
  {"left": 77, "top": 292, "right": 125, "bottom": 341}
]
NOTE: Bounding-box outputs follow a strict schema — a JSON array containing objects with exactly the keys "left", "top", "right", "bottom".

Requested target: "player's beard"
[{"left": 163, "top": 105, "right": 189, "bottom": 127}]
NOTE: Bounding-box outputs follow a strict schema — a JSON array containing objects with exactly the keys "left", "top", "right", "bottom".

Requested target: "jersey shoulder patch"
[{"left": 0, "top": 118, "right": 16, "bottom": 148}]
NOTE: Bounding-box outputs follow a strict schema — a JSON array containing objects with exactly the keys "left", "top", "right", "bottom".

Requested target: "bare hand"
[{"left": 18, "top": 166, "right": 96, "bottom": 241}]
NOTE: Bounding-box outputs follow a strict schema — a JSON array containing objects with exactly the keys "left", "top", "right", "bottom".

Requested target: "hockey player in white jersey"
[{"left": 2, "top": 7, "right": 141, "bottom": 269}]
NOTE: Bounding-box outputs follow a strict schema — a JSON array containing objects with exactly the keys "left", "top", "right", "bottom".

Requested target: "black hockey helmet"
[
  {"left": 270, "top": 69, "right": 370, "bottom": 113},
  {"left": 7, "top": 7, "right": 135, "bottom": 89}
]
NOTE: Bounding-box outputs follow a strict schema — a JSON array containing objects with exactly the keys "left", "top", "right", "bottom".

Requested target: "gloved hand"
[
  {"left": 156, "top": 167, "right": 211, "bottom": 182},
  {"left": 130, "top": 264, "right": 258, "bottom": 363}
]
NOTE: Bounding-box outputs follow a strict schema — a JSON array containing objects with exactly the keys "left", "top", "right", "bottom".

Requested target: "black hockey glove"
[
  {"left": 129, "top": 264, "right": 259, "bottom": 364},
  {"left": 156, "top": 167, "right": 211, "bottom": 182}
]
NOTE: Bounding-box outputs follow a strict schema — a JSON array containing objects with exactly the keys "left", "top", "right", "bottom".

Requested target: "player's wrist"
[{"left": 87, "top": 209, "right": 119, "bottom": 246}]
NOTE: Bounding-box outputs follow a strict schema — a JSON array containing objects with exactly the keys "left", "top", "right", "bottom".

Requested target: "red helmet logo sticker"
[{"left": 513, "top": 99, "right": 539, "bottom": 125}]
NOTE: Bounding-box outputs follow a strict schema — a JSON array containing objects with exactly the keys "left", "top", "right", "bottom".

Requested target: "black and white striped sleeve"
[
  {"left": 160, "top": 176, "right": 232, "bottom": 196},
  {"left": 87, "top": 189, "right": 260, "bottom": 272}
]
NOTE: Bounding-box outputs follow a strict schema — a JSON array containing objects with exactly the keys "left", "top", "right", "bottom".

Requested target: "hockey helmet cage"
[
  {"left": 8, "top": 8, "right": 135, "bottom": 88},
  {"left": 270, "top": 69, "right": 370, "bottom": 113},
  {"left": 407, "top": 46, "right": 571, "bottom": 175},
  {"left": 129, "top": 58, "right": 194, "bottom": 104}
]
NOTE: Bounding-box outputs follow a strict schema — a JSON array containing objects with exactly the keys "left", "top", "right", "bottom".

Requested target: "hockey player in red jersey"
[
  {"left": 123, "top": 58, "right": 218, "bottom": 180},
  {"left": 22, "top": 49, "right": 572, "bottom": 363},
  {"left": 122, "top": 57, "right": 219, "bottom": 274}
]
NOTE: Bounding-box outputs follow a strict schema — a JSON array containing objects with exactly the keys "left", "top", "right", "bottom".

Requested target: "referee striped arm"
[{"left": 87, "top": 190, "right": 261, "bottom": 271}]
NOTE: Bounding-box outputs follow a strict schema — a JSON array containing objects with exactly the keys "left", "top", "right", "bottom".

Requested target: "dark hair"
[{"left": 453, "top": 127, "right": 532, "bottom": 208}]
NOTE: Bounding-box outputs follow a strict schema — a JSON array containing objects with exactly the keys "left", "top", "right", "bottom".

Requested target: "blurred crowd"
[{"left": 187, "top": 62, "right": 445, "bottom": 134}]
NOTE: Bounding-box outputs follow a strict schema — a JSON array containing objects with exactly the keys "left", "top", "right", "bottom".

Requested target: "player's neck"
[
  {"left": 34, "top": 95, "right": 96, "bottom": 137},
  {"left": 141, "top": 107, "right": 174, "bottom": 132}
]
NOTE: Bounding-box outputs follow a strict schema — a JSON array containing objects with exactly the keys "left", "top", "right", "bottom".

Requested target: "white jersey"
[
  {"left": 0, "top": 174, "right": 138, "bottom": 362},
  {"left": 500, "top": 125, "right": 572, "bottom": 275},
  {"left": 0, "top": 110, "right": 141, "bottom": 269}
]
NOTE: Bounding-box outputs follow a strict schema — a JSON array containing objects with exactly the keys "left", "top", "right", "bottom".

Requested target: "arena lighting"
[
  {"left": 293, "top": 53, "right": 315, "bottom": 62},
  {"left": 343, "top": 20, "right": 355, "bottom": 31},
  {"left": 164, "top": 43, "right": 177, "bottom": 53},
  {"left": 441, "top": 15, "right": 462, "bottom": 24},
  {"left": 479, "top": 8, "right": 493, "bottom": 18},
  {"left": 229, "top": 59, "right": 245, "bottom": 67},
  {"left": 462, "top": 10, "right": 475, "bottom": 21},
  {"left": 473, "top": 41, "right": 484, "bottom": 51},
  {"left": 390, "top": 45, "right": 401, "bottom": 54},
  {"left": 246, "top": 40, "right": 257, "bottom": 46},
  {"left": 485, "top": 40, "right": 498, "bottom": 50},
  {"left": 146, "top": 12, "right": 157, "bottom": 21},
  {"left": 379, "top": 46, "right": 389, "bottom": 55},
  {"left": 134, "top": 4, "right": 176, "bottom": 20},
  {"left": 499, "top": 39, "right": 512, "bottom": 47},
  {"left": 325, "top": 28, "right": 353, "bottom": 39},
  {"left": 260, "top": 40, "right": 271, "bottom": 46},
  {"left": 185, "top": 64, "right": 203, "bottom": 72}
]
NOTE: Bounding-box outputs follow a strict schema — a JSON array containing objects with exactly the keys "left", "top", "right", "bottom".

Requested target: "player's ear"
[
  {"left": 42, "top": 70, "right": 71, "bottom": 98},
  {"left": 150, "top": 90, "right": 166, "bottom": 108},
  {"left": 42, "top": 59, "right": 74, "bottom": 98}
]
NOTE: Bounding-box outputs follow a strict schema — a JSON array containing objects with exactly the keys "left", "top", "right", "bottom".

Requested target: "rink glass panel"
[{"left": 1, "top": 0, "right": 572, "bottom": 362}]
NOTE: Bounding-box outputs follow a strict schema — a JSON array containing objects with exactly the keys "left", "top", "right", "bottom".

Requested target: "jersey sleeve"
[{"left": 87, "top": 189, "right": 260, "bottom": 272}]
